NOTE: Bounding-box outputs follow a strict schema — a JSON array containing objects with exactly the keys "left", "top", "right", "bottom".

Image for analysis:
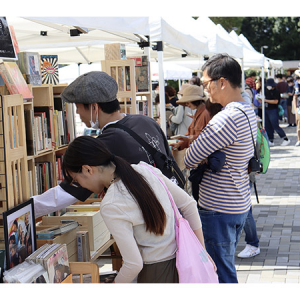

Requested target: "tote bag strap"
[{"left": 142, "top": 164, "right": 181, "bottom": 224}]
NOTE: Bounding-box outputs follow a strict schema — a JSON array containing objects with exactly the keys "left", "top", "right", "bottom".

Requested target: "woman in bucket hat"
[{"left": 170, "top": 84, "right": 211, "bottom": 151}]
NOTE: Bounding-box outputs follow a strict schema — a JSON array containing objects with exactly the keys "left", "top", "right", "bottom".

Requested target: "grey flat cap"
[{"left": 61, "top": 71, "right": 118, "bottom": 104}]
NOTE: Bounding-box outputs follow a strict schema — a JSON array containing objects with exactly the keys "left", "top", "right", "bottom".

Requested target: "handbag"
[
  {"left": 107, "top": 123, "right": 185, "bottom": 188},
  {"left": 143, "top": 164, "right": 219, "bottom": 283},
  {"left": 278, "top": 104, "right": 284, "bottom": 117}
]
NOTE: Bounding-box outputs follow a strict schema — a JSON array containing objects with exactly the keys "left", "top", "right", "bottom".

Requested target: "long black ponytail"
[{"left": 62, "top": 136, "right": 166, "bottom": 235}]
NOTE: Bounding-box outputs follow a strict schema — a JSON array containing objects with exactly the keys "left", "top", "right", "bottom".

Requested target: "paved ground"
[
  {"left": 236, "top": 122, "right": 300, "bottom": 283},
  {"left": 97, "top": 121, "right": 300, "bottom": 285}
]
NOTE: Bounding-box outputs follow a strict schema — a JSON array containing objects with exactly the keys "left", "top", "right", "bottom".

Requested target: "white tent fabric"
[
  {"left": 150, "top": 62, "right": 192, "bottom": 80},
  {"left": 193, "top": 17, "right": 244, "bottom": 59},
  {"left": 7, "top": 16, "right": 211, "bottom": 134},
  {"left": 238, "top": 34, "right": 283, "bottom": 69},
  {"left": 229, "top": 31, "right": 265, "bottom": 68}
]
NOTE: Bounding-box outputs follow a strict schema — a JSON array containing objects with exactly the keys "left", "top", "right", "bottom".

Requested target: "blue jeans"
[
  {"left": 265, "top": 108, "right": 287, "bottom": 141},
  {"left": 198, "top": 208, "right": 248, "bottom": 283},
  {"left": 279, "top": 98, "right": 288, "bottom": 119},
  {"left": 244, "top": 207, "right": 259, "bottom": 247}
]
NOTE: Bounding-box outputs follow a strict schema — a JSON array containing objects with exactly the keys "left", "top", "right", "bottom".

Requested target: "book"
[
  {"left": 0, "top": 17, "right": 17, "bottom": 60},
  {"left": 76, "top": 230, "right": 90, "bottom": 262},
  {"left": 0, "top": 61, "right": 33, "bottom": 100},
  {"left": 40, "top": 55, "right": 59, "bottom": 85},
  {"left": 36, "top": 221, "right": 79, "bottom": 239},
  {"left": 100, "top": 271, "right": 118, "bottom": 283},
  {"left": 18, "top": 52, "right": 42, "bottom": 85},
  {"left": 24, "top": 109, "right": 36, "bottom": 156},
  {"left": 128, "top": 56, "right": 150, "bottom": 92},
  {"left": 44, "top": 244, "right": 70, "bottom": 283},
  {"left": 34, "top": 106, "right": 55, "bottom": 148},
  {"left": 9, "top": 25, "right": 19, "bottom": 55}
]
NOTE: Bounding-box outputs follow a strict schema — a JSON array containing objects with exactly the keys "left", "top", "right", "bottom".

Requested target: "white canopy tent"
[
  {"left": 6, "top": 16, "right": 210, "bottom": 134},
  {"left": 150, "top": 61, "right": 192, "bottom": 81}
]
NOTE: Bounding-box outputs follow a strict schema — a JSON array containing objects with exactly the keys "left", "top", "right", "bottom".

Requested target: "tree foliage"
[
  {"left": 209, "top": 17, "right": 244, "bottom": 33},
  {"left": 240, "top": 17, "right": 300, "bottom": 60},
  {"left": 193, "top": 17, "right": 300, "bottom": 61}
]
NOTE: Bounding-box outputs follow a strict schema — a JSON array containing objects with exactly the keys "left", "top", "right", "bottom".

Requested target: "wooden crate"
[
  {"left": 36, "top": 222, "right": 78, "bottom": 262},
  {"left": 104, "top": 43, "right": 126, "bottom": 61},
  {"left": 42, "top": 211, "right": 110, "bottom": 251}
]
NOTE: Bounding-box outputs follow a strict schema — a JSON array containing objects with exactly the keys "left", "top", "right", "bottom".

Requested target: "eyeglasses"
[
  {"left": 70, "top": 172, "right": 81, "bottom": 188},
  {"left": 202, "top": 77, "right": 226, "bottom": 90},
  {"left": 202, "top": 78, "right": 218, "bottom": 90}
]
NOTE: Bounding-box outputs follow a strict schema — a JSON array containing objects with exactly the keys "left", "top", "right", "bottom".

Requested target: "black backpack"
[{"left": 108, "top": 123, "right": 185, "bottom": 188}]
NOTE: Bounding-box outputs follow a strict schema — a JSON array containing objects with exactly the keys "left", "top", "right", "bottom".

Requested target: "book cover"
[
  {"left": 76, "top": 230, "right": 90, "bottom": 262},
  {"left": 128, "top": 56, "right": 150, "bottom": 92},
  {"left": 0, "top": 17, "right": 18, "bottom": 60},
  {"left": 18, "top": 52, "right": 42, "bottom": 85},
  {"left": 0, "top": 62, "right": 33, "bottom": 99},
  {"left": 40, "top": 55, "right": 59, "bottom": 85},
  {"left": 24, "top": 109, "right": 36, "bottom": 156},
  {"left": 45, "top": 244, "right": 70, "bottom": 283},
  {"left": 9, "top": 25, "right": 19, "bottom": 54},
  {"left": 34, "top": 106, "right": 55, "bottom": 148}
]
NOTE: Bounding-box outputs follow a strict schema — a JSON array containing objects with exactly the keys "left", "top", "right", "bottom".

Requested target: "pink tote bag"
[{"left": 143, "top": 165, "right": 219, "bottom": 283}]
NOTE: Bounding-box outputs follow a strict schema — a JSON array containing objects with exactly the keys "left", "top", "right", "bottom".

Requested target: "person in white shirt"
[{"left": 61, "top": 135, "right": 216, "bottom": 283}]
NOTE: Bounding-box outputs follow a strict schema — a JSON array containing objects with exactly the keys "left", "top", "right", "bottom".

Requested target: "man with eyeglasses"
[{"left": 184, "top": 54, "right": 257, "bottom": 283}]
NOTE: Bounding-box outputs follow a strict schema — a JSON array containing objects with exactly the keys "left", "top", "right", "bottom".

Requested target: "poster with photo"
[
  {"left": 3, "top": 199, "right": 37, "bottom": 270},
  {"left": 0, "top": 17, "right": 18, "bottom": 60}
]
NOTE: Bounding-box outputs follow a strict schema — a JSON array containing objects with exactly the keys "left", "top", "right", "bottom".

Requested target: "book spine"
[{"left": 77, "top": 233, "right": 83, "bottom": 262}]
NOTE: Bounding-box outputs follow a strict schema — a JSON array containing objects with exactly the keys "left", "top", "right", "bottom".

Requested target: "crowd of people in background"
[{"left": 31, "top": 55, "right": 300, "bottom": 284}]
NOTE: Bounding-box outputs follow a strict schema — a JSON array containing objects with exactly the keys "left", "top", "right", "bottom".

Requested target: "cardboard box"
[
  {"left": 42, "top": 211, "right": 110, "bottom": 251},
  {"left": 104, "top": 43, "right": 126, "bottom": 60},
  {"left": 36, "top": 221, "right": 78, "bottom": 262},
  {"left": 66, "top": 203, "right": 101, "bottom": 212}
]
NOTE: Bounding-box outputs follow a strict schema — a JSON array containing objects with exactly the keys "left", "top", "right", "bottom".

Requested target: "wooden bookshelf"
[{"left": 0, "top": 83, "right": 75, "bottom": 248}]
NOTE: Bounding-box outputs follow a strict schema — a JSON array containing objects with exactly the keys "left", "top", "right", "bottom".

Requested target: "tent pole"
[
  {"left": 241, "top": 58, "right": 245, "bottom": 91},
  {"left": 143, "top": 45, "right": 153, "bottom": 118},
  {"left": 157, "top": 41, "right": 166, "bottom": 135}
]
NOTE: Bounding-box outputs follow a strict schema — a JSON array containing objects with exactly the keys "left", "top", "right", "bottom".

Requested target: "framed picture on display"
[
  {"left": 3, "top": 198, "right": 37, "bottom": 270},
  {"left": 0, "top": 17, "right": 18, "bottom": 60}
]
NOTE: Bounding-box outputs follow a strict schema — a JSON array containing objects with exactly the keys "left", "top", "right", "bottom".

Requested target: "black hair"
[
  {"left": 155, "top": 93, "right": 170, "bottom": 104},
  {"left": 165, "top": 86, "right": 176, "bottom": 97},
  {"left": 191, "top": 100, "right": 205, "bottom": 107},
  {"left": 202, "top": 53, "right": 242, "bottom": 88},
  {"left": 62, "top": 136, "right": 166, "bottom": 235},
  {"left": 275, "top": 74, "right": 283, "bottom": 79},
  {"left": 205, "top": 101, "right": 223, "bottom": 117},
  {"left": 249, "top": 71, "right": 257, "bottom": 77},
  {"left": 83, "top": 99, "right": 121, "bottom": 114},
  {"left": 189, "top": 76, "right": 201, "bottom": 86}
]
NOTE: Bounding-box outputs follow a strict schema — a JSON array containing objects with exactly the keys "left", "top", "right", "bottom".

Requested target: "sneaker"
[
  {"left": 281, "top": 139, "right": 290, "bottom": 146},
  {"left": 237, "top": 244, "right": 260, "bottom": 258},
  {"left": 269, "top": 141, "right": 275, "bottom": 147},
  {"left": 295, "top": 141, "right": 300, "bottom": 146}
]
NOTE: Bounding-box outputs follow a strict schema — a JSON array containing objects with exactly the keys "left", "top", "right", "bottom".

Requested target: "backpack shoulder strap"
[{"left": 106, "top": 123, "right": 159, "bottom": 158}]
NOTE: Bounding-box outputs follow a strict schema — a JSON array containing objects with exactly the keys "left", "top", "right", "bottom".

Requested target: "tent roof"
[{"left": 7, "top": 16, "right": 209, "bottom": 64}]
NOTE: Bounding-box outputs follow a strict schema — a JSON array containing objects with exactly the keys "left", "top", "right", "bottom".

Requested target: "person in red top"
[{"left": 245, "top": 71, "right": 257, "bottom": 90}]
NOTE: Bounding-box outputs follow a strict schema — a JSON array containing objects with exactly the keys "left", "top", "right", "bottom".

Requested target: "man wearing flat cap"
[{"left": 33, "top": 71, "right": 183, "bottom": 217}]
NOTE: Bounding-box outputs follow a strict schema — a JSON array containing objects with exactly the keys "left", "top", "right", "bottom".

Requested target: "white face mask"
[
  {"left": 266, "top": 86, "right": 272, "bottom": 90},
  {"left": 90, "top": 104, "right": 99, "bottom": 129}
]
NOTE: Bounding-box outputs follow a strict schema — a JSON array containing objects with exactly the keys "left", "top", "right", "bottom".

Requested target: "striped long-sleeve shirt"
[{"left": 184, "top": 101, "right": 257, "bottom": 214}]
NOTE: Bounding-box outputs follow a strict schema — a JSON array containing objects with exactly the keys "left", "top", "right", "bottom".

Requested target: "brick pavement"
[{"left": 236, "top": 122, "right": 300, "bottom": 283}]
